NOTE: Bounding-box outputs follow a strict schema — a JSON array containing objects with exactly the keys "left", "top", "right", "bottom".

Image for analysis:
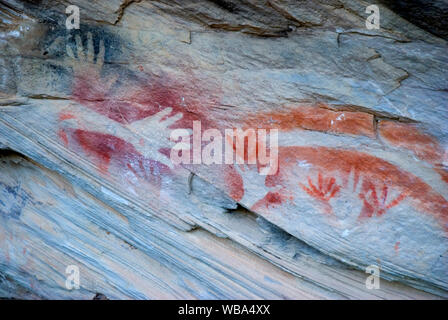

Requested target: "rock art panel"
[{"left": 0, "top": 0, "right": 447, "bottom": 298}]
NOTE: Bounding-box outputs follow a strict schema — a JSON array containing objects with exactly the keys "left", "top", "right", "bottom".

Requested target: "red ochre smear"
[
  {"left": 300, "top": 172, "right": 341, "bottom": 202},
  {"left": 379, "top": 121, "right": 444, "bottom": 164},
  {"left": 67, "top": 69, "right": 445, "bottom": 223},
  {"left": 71, "top": 71, "right": 217, "bottom": 130},
  {"left": 436, "top": 168, "right": 448, "bottom": 184},
  {"left": 394, "top": 241, "right": 400, "bottom": 253},
  {"left": 263, "top": 146, "right": 448, "bottom": 229},
  {"left": 252, "top": 191, "right": 289, "bottom": 212},
  {"left": 223, "top": 165, "right": 244, "bottom": 202},
  {"left": 244, "top": 104, "right": 375, "bottom": 138},
  {"left": 358, "top": 183, "right": 407, "bottom": 218},
  {"left": 299, "top": 172, "right": 341, "bottom": 214},
  {"left": 69, "top": 68, "right": 248, "bottom": 197},
  {"left": 67, "top": 69, "right": 243, "bottom": 198},
  {"left": 58, "top": 129, "right": 69, "bottom": 147},
  {"left": 69, "top": 129, "right": 170, "bottom": 184},
  {"left": 59, "top": 112, "right": 76, "bottom": 121}
]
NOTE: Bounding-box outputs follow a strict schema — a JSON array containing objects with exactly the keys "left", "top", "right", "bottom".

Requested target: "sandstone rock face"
[{"left": 0, "top": 0, "right": 447, "bottom": 299}]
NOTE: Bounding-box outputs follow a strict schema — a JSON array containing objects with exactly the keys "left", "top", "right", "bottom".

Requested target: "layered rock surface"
[{"left": 0, "top": 0, "right": 447, "bottom": 299}]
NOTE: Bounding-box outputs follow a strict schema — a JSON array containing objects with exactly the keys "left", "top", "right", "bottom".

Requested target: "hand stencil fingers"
[
  {"left": 153, "top": 107, "right": 173, "bottom": 122},
  {"left": 66, "top": 33, "right": 105, "bottom": 67},
  {"left": 87, "top": 32, "right": 95, "bottom": 63},
  {"left": 355, "top": 174, "right": 363, "bottom": 195},
  {"left": 66, "top": 44, "right": 75, "bottom": 59},
  {"left": 97, "top": 39, "right": 105, "bottom": 67},
  {"left": 347, "top": 169, "right": 356, "bottom": 191},
  {"left": 162, "top": 112, "right": 183, "bottom": 126},
  {"left": 75, "top": 35, "right": 85, "bottom": 61},
  {"left": 174, "top": 128, "right": 193, "bottom": 140}
]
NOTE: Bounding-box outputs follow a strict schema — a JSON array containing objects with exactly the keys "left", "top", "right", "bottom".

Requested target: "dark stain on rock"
[
  {"left": 208, "top": 0, "right": 240, "bottom": 13},
  {"left": 0, "top": 182, "right": 31, "bottom": 219},
  {"left": 39, "top": 22, "right": 124, "bottom": 94},
  {"left": 92, "top": 293, "right": 109, "bottom": 300},
  {"left": 43, "top": 23, "right": 122, "bottom": 63},
  {"left": 380, "top": 0, "right": 448, "bottom": 40}
]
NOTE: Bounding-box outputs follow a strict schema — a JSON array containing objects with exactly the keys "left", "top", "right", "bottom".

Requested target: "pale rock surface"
[{"left": 0, "top": 0, "right": 447, "bottom": 299}]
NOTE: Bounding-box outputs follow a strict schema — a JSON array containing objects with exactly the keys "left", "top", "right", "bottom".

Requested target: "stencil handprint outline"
[
  {"left": 299, "top": 172, "right": 341, "bottom": 203},
  {"left": 359, "top": 182, "right": 408, "bottom": 218},
  {"left": 59, "top": 32, "right": 191, "bottom": 171}
]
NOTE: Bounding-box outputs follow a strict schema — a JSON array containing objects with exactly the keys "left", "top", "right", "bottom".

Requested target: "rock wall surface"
[{"left": 0, "top": 0, "right": 447, "bottom": 299}]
